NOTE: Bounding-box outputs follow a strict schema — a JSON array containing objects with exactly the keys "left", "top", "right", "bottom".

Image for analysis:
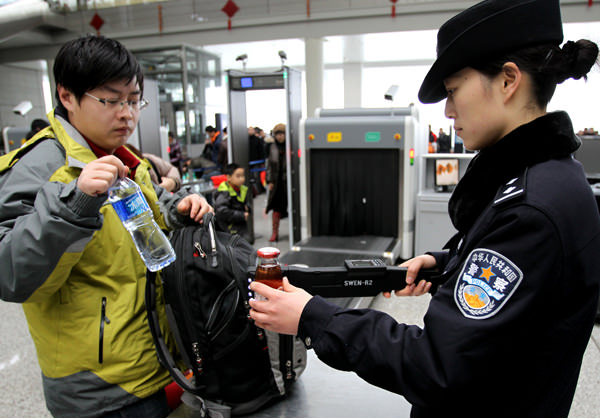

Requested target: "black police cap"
[{"left": 418, "top": 0, "right": 564, "bottom": 104}]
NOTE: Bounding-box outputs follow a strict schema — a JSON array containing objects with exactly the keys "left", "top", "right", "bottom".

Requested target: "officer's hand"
[
  {"left": 78, "top": 155, "right": 128, "bottom": 197},
  {"left": 383, "top": 254, "right": 437, "bottom": 298},
  {"left": 249, "top": 278, "right": 312, "bottom": 335},
  {"left": 177, "top": 194, "right": 214, "bottom": 223}
]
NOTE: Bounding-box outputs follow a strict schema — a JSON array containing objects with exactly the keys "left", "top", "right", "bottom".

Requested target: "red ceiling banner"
[
  {"left": 222, "top": 0, "right": 239, "bottom": 30},
  {"left": 90, "top": 12, "right": 104, "bottom": 35}
]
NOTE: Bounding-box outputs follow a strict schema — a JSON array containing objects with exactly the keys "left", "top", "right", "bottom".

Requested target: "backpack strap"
[
  {"left": 146, "top": 270, "right": 232, "bottom": 418},
  {"left": 145, "top": 270, "right": 207, "bottom": 395},
  {"left": 145, "top": 214, "right": 250, "bottom": 417}
]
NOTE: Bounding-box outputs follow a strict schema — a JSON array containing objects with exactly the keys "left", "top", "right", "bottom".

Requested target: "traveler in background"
[
  {"left": 168, "top": 130, "right": 183, "bottom": 174},
  {"left": 204, "top": 125, "right": 221, "bottom": 164},
  {"left": 249, "top": 1, "right": 600, "bottom": 417},
  {"left": 265, "top": 123, "right": 287, "bottom": 242},
  {"left": 217, "top": 126, "right": 228, "bottom": 169},
  {"left": 248, "top": 126, "right": 266, "bottom": 162},
  {"left": 26, "top": 118, "right": 50, "bottom": 139},
  {"left": 214, "top": 162, "right": 252, "bottom": 243},
  {"left": 437, "top": 127, "right": 451, "bottom": 153},
  {"left": 248, "top": 126, "right": 266, "bottom": 195},
  {"left": 0, "top": 35, "right": 212, "bottom": 418},
  {"left": 126, "top": 143, "right": 182, "bottom": 192}
]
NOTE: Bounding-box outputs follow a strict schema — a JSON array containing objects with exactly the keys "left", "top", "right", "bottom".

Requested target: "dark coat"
[
  {"left": 266, "top": 140, "right": 287, "bottom": 214},
  {"left": 297, "top": 112, "right": 600, "bottom": 418},
  {"left": 213, "top": 181, "right": 252, "bottom": 243}
]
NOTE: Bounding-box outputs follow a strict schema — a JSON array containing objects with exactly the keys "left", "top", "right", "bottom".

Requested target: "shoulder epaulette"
[{"left": 493, "top": 168, "right": 527, "bottom": 206}]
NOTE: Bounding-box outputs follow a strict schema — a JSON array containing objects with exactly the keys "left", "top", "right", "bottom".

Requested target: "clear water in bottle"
[{"left": 108, "top": 177, "right": 176, "bottom": 272}]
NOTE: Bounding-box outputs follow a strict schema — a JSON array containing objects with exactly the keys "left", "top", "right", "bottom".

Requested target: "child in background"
[{"left": 214, "top": 163, "right": 252, "bottom": 243}]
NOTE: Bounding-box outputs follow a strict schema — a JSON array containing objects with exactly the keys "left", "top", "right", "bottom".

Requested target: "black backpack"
[{"left": 145, "top": 213, "right": 306, "bottom": 417}]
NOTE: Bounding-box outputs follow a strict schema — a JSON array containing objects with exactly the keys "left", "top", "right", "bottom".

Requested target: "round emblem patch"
[
  {"left": 454, "top": 248, "right": 523, "bottom": 319},
  {"left": 462, "top": 284, "right": 490, "bottom": 309}
]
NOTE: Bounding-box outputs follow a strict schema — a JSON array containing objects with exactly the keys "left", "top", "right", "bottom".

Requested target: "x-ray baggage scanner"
[{"left": 296, "top": 106, "right": 426, "bottom": 263}]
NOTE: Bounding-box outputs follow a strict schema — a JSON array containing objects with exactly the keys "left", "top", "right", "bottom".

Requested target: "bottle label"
[{"left": 111, "top": 191, "right": 150, "bottom": 221}]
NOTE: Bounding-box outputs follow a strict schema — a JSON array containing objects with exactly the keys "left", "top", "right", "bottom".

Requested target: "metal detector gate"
[{"left": 226, "top": 67, "right": 302, "bottom": 245}]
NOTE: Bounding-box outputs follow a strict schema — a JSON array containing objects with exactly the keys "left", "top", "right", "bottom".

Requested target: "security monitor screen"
[{"left": 435, "top": 159, "right": 459, "bottom": 186}]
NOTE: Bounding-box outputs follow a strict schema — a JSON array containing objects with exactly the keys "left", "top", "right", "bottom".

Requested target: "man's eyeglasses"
[{"left": 84, "top": 92, "right": 149, "bottom": 112}]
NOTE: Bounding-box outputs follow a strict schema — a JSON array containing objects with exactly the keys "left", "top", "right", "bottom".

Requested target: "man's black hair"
[
  {"left": 205, "top": 125, "right": 216, "bottom": 133},
  {"left": 53, "top": 35, "right": 144, "bottom": 107},
  {"left": 224, "top": 163, "right": 242, "bottom": 176}
]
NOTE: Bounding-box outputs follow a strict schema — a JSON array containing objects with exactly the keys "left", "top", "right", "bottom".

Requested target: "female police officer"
[{"left": 249, "top": 1, "right": 600, "bottom": 417}]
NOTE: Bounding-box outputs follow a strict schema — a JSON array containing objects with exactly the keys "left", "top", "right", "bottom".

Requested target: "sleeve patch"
[{"left": 454, "top": 248, "right": 523, "bottom": 319}]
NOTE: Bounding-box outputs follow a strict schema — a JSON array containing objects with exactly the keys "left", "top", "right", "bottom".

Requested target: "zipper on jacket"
[{"left": 99, "top": 297, "right": 110, "bottom": 364}]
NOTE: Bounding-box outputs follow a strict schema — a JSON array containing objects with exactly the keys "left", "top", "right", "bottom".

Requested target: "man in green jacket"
[{"left": 0, "top": 35, "right": 212, "bottom": 417}]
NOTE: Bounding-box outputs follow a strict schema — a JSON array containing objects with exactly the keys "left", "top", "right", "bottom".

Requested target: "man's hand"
[
  {"left": 77, "top": 155, "right": 127, "bottom": 197},
  {"left": 382, "top": 254, "right": 437, "bottom": 298},
  {"left": 159, "top": 177, "right": 177, "bottom": 192},
  {"left": 176, "top": 194, "right": 214, "bottom": 223},
  {"left": 249, "top": 278, "right": 312, "bottom": 335}
]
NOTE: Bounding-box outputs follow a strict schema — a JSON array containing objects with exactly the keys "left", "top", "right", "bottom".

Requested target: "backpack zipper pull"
[
  {"left": 193, "top": 242, "right": 206, "bottom": 258},
  {"left": 207, "top": 222, "right": 218, "bottom": 268},
  {"left": 285, "top": 360, "right": 293, "bottom": 380},
  {"left": 192, "top": 342, "right": 204, "bottom": 374}
]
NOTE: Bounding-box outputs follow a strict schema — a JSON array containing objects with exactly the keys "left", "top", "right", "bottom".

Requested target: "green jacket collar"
[{"left": 218, "top": 181, "right": 248, "bottom": 203}]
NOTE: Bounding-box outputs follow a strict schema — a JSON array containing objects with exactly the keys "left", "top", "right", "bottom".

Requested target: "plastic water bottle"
[{"left": 108, "top": 177, "right": 176, "bottom": 272}]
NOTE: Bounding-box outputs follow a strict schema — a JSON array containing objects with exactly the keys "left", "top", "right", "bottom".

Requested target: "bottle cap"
[{"left": 257, "top": 247, "right": 280, "bottom": 258}]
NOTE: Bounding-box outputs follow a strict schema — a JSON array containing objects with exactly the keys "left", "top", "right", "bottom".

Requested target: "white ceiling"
[{"left": 1, "top": 0, "right": 599, "bottom": 65}]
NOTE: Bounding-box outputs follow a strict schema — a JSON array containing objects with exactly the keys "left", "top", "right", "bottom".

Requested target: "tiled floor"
[{"left": 1, "top": 193, "right": 599, "bottom": 417}]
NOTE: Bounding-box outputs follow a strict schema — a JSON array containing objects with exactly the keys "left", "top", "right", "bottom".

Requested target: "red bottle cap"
[{"left": 257, "top": 247, "right": 280, "bottom": 258}]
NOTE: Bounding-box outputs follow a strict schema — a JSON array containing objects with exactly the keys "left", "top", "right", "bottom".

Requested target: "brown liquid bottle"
[{"left": 255, "top": 247, "right": 283, "bottom": 289}]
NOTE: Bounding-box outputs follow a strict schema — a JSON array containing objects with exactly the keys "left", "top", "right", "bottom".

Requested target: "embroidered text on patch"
[{"left": 454, "top": 248, "right": 523, "bottom": 319}]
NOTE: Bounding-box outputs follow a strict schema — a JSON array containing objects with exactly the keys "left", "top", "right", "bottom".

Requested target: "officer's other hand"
[
  {"left": 78, "top": 155, "right": 128, "bottom": 197},
  {"left": 249, "top": 277, "right": 312, "bottom": 335},
  {"left": 383, "top": 254, "right": 437, "bottom": 298},
  {"left": 177, "top": 194, "right": 214, "bottom": 223}
]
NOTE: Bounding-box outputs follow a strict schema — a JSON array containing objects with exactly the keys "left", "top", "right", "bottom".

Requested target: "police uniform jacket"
[
  {"left": 0, "top": 109, "right": 190, "bottom": 417},
  {"left": 297, "top": 112, "right": 600, "bottom": 418}
]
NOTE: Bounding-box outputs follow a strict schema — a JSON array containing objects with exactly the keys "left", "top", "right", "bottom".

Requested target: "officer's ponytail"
[
  {"left": 472, "top": 39, "right": 599, "bottom": 109},
  {"left": 550, "top": 39, "right": 599, "bottom": 84}
]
